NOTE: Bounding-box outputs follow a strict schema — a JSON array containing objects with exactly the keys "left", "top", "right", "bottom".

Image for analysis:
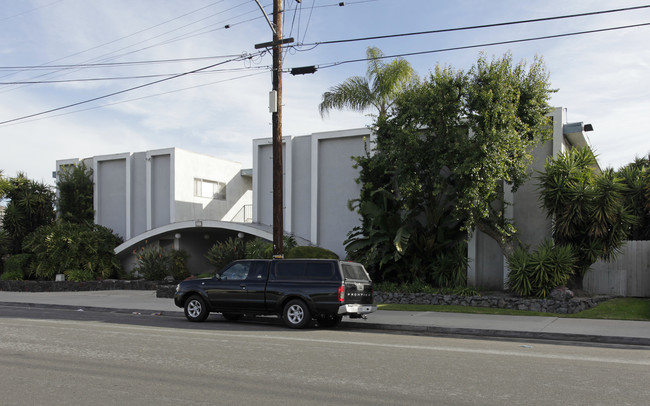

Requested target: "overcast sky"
[{"left": 1, "top": 0, "right": 649, "bottom": 185}]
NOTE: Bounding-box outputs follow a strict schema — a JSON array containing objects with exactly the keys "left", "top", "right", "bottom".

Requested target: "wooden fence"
[{"left": 584, "top": 240, "right": 650, "bottom": 297}]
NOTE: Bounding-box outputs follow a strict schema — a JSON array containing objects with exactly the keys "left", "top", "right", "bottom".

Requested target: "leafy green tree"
[
  {"left": 319, "top": 46, "right": 416, "bottom": 120},
  {"left": 56, "top": 163, "right": 94, "bottom": 223},
  {"left": 347, "top": 53, "right": 554, "bottom": 281},
  {"left": 538, "top": 147, "right": 635, "bottom": 289},
  {"left": 1, "top": 173, "right": 55, "bottom": 254}
]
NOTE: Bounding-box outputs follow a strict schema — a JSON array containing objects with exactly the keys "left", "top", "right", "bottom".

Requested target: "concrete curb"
[
  {"left": 341, "top": 320, "right": 650, "bottom": 347},
  {"left": 5, "top": 301, "right": 648, "bottom": 347},
  {"left": 0, "top": 302, "right": 180, "bottom": 317}
]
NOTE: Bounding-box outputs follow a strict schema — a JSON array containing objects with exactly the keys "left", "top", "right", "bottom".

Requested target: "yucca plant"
[
  {"left": 430, "top": 241, "right": 468, "bottom": 288},
  {"left": 132, "top": 244, "right": 169, "bottom": 281},
  {"left": 506, "top": 246, "right": 534, "bottom": 297},
  {"left": 538, "top": 147, "right": 634, "bottom": 289},
  {"left": 205, "top": 237, "right": 246, "bottom": 271},
  {"left": 507, "top": 240, "right": 576, "bottom": 298}
]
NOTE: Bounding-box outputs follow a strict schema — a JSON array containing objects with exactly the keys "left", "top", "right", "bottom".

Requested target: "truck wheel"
[
  {"left": 222, "top": 313, "right": 244, "bottom": 322},
  {"left": 184, "top": 295, "right": 209, "bottom": 322},
  {"left": 317, "top": 314, "right": 342, "bottom": 328},
  {"left": 283, "top": 299, "right": 311, "bottom": 329}
]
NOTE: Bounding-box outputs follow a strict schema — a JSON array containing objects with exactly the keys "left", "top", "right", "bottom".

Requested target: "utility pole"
[
  {"left": 271, "top": 0, "right": 284, "bottom": 258},
  {"left": 254, "top": 0, "right": 292, "bottom": 258}
]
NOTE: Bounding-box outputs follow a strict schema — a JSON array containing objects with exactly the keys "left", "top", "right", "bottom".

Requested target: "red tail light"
[{"left": 338, "top": 284, "right": 345, "bottom": 302}]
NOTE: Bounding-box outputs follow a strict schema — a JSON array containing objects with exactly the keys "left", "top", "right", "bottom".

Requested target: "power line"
[
  {"left": 0, "top": 0, "right": 230, "bottom": 80},
  {"left": 298, "top": 4, "right": 650, "bottom": 47},
  {"left": 312, "top": 21, "right": 650, "bottom": 70},
  {"left": 0, "top": 0, "right": 65, "bottom": 23},
  {"left": 4, "top": 2, "right": 644, "bottom": 127},
  {"left": 0, "top": 70, "right": 269, "bottom": 127},
  {"left": 0, "top": 55, "right": 252, "bottom": 71},
  {"left": 0, "top": 1, "right": 255, "bottom": 96},
  {"left": 0, "top": 52, "right": 264, "bottom": 126},
  {"left": 0, "top": 64, "right": 271, "bottom": 85}
]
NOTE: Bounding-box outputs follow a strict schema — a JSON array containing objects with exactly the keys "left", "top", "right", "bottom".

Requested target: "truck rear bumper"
[{"left": 337, "top": 304, "right": 377, "bottom": 315}]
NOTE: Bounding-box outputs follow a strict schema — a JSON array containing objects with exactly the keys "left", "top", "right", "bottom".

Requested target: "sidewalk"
[{"left": 1, "top": 290, "right": 648, "bottom": 346}]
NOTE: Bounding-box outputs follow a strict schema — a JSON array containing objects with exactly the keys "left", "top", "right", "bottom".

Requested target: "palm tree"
[{"left": 319, "top": 46, "right": 416, "bottom": 120}]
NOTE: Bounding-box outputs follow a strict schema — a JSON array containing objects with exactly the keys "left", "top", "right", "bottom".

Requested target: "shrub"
[
  {"left": 374, "top": 280, "right": 439, "bottom": 294},
  {"left": 429, "top": 242, "right": 468, "bottom": 288},
  {"left": 64, "top": 268, "right": 96, "bottom": 282},
  {"left": 23, "top": 222, "right": 123, "bottom": 280},
  {"left": 245, "top": 237, "right": 273, "bottom": 259},
  {"left": 206, "top": 237, "right": 246, "bottom": 271},
  {"left": 283, "top": 235, "right": 298, "bottom": 252},
  {"left": 285, "top": 245, "right": 339, "bottom": 259},
  {"left": 1, "top": 253, "right": 33, "bottom": 280},
  {"left": 132, "top": 245, "right": 169, "bottom": 281},
  {"left": 507, "top": 239, "right": 577, "bottom": 298},
  {"left": 0, "top": 229, "right": 10, "bottom": 271},
  {"left": 0, "top": 269, "right": 24, "bottom": 280},
  {"left": 169, "top": 249, "right": 190, "bottom": 280}
]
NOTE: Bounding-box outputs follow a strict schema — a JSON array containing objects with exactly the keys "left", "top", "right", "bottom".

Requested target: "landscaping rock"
[{"left": 373, "top": 291, "right": 611, "bottom": 314}]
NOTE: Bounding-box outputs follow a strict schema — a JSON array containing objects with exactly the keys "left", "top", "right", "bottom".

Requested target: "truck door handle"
[{"left": 240, "top": 284, "right": 246, "bottom": 290}]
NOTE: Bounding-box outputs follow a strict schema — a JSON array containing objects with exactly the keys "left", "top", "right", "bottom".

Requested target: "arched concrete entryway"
[{"left": 115, "top": 220, "right": 311, "bottom": 274}]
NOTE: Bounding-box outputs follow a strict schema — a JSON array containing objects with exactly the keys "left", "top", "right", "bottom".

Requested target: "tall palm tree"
[{"left": 319, "top": 46, "right": 416, "bottom": 120}]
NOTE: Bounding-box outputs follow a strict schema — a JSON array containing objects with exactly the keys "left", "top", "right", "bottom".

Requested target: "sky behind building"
[{"left": 1, "top": 0, "right": 650, "bottom": 184}]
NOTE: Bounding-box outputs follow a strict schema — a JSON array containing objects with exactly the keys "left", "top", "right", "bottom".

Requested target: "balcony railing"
[{"left": 229, "top": 204, "right": 253, "bottom": 223}]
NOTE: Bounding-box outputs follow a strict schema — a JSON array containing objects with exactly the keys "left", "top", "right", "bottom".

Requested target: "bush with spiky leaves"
[
  {"left": 538, "top": 147, "right": 635, "bottom": 289},
  {"left": 507, "top": 240, "right": 577, "bottom": 298}
]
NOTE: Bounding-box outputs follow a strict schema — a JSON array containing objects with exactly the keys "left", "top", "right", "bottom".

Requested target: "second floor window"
[{"left": 194, "top": 178, "right": 226, "bottom": 200}]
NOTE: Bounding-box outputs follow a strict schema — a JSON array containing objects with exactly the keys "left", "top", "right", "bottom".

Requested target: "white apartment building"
[{"left": 56, "top": 107, "right": 596, "bottom": 287}]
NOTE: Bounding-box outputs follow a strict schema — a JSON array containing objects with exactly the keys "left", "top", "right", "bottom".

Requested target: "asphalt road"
[{"left": 1, "top": 306, "right": 649, "bottom": 406}]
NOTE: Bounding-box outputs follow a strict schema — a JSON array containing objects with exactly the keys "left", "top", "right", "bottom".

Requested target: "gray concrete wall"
[
  {"left": 253, "top": 128, "right": 370, "bottom": 258},
  {"left": 315, "top": 133, "right": 365, "bottom": 256},
  {"left": 95, "top": 155, "right": 128, "bottom": 239},
  {"left": 291, "top": 136, "right": 312, "bottom": 240},
  {"left": 130, "top": 152, "right": 147, "bottom": 238},
  {"left": 470, "top": 230, "right": 505, "bottom": 290},
  {"left": 151, "top": 153, "right": 171, "bottom": 229},
  {"left": 254, "top": 142, "right": 276, "bottom": 229}
]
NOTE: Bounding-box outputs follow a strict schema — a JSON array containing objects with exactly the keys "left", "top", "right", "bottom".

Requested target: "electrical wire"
[
  {"left": 0, "top": 52, "right": 265, "bottom": 126},
  {"left": 312, "top": 21, "right": 650, "bottom": 70},
  {"left": 0, "top": 64, "right": 272, "bottom": 85},
  {"left": 0, "top": 55, "right": 261, "bottom": 71},
  {"left": 0, "top": 0, "right": 231, "bottom": 80},
  {"left": 3, "top": 1, "right": 646, "bottom": 126},
  {"left": 297, "top": 4, "right": 650, "bottom": 47},
  {"left": 0, "top": 0, "right": 65, "bottom": 23},
  {"left": 0, "top": 70, "right": 269, "bottom": 127}
]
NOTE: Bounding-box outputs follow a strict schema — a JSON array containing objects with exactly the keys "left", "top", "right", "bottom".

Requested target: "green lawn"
[{"left": 377, "top": 298, "right": 650, "bottom": 321}]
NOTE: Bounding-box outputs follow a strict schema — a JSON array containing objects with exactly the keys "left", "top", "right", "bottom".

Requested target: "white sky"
[{"left": 1, "top": 0, "right": 649, "bottom": 185}]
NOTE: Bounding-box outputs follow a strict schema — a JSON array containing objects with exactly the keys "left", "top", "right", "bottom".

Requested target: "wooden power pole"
[
  {"left": 271, "top": 0, "right": 284, "bottom": 257},
  {"left": 254, "top": 0, "right": 292, "bottom": 257}
]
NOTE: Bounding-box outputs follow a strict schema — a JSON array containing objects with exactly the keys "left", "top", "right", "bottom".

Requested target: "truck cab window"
[{"left": 220, "top": 262, "right": 250, "bottom": 280}]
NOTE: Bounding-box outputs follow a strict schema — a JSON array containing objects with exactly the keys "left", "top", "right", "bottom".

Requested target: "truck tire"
[
  {"left": 184, "top": 295, "right": 209, "bottom": 322},
  {"left": 282, "top": 299, "right": 311, "bottom": 329}
]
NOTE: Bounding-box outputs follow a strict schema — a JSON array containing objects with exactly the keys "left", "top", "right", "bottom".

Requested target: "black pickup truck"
[{"left": 174, "top": 259, "right": 376, "bottom": 328}]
